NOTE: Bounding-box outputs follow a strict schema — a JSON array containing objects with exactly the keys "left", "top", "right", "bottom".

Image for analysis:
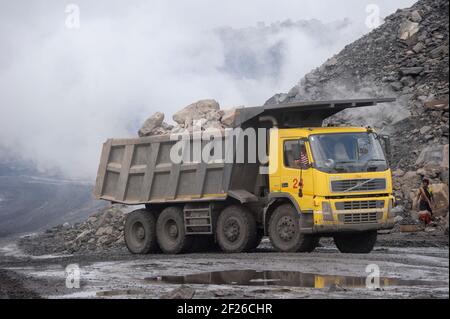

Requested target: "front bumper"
[
  {"left": 302, "top": 195, "right": 396, "bottom": 234},
  {"left": 301, "top": 220, "right": 395, "bottom": 234}
]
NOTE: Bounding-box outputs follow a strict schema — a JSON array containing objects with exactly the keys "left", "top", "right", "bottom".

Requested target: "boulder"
[
  {"left": 412, "top": 42, "right": 425, "bottom": 53},
  {"left": 430, "top": 45, "right": 447, "bottom": 58},
  {"left": 415, "top": 144, "right": 449, "bottom": 170},
  {"left": 400, "top": 67, "right": 424, "bottom": 76},
  {"left": 419, "top": 126, "right": 431, "bottom": 135},
  {"left": 424, "top": 100, "right": 449, "bottom": 111},
  {"left": 430, "top": 183, "right": 449, "bottom": 217},
  {"left": 221, "top": 108, "right": 238, "bottom": 127},
  {"left": 398, "top": 20, "right": 420, "bottom": 40},
  {"left": 138, "top": 112, "right": 165, "bottom": 137},
  {"left": 75, "top": 230, "right": 92, "bottom": 242},
  {"left": 172, "top": 99, "right": 220, "bottom": 127},
  {"left": 409, "top": 10, "right": 422, "bottom": 23},
  {"left": 95, "top": 225, "right": 114, "bottom": 237}
]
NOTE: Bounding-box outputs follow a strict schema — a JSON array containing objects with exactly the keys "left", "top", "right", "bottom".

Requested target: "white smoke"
[{"left": 0, "top": 0, "right": 416, "bottom": 179}]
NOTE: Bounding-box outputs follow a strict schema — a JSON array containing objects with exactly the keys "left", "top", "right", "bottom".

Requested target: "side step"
[{"left": 183, "top": 203, "right": 218, "bottom": 235}]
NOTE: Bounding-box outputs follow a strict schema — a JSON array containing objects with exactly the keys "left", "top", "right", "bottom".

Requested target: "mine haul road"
[{"left": 0, "top": 236, "right": 448, "bottom": 299}]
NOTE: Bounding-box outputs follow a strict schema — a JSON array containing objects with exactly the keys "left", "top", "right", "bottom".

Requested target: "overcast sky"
[{"left": 0, "top": 0, "right": 416, "bottom": 179}]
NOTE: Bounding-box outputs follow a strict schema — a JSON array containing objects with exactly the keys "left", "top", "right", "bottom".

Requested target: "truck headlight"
[{"left": 322, "top": 201, "right": 334, "bottom": 221}]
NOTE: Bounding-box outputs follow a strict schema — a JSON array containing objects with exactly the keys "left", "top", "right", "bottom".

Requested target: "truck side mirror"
[{"left": 381, "top": 135, "right": 392, "bottom": 165}]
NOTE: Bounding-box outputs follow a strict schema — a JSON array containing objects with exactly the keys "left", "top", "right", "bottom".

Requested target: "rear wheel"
[
  {"left": 333, "top": 230, "right": 377, "bottom": 254},
  {"left": 156, "top": 206, "right": 193, "bottom": 254},
  {"left": 216, "top": 205, "right": 257, "bottom": 253},
  {"left": 124, "top": 209, "right": 159, "bottom": 254},
  {"left": 268, "top": 204, "right": 319, "bottom": 252}
]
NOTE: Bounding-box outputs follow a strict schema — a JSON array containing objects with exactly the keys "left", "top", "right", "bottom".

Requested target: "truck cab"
[{"left": 265, "top": 126, "right": 395, "bottom": 253}]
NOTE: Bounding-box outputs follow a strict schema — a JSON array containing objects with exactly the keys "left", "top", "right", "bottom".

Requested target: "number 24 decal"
[{"left": 293, "top": 178, "right": 303, "bottom": 189}]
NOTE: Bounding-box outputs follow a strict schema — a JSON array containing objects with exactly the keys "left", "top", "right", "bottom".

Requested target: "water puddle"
[{"left": 145, "top": 269, "right": 439, "bottom": 289}]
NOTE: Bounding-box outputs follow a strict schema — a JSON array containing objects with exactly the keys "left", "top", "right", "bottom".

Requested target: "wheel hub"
[
  {"left": 136, "top": 226, "right": 145, "bottom": 240},
  {"left": 163, "top": 218, "right": 179, "bottom": 240},
  {"left": 277, "top": 216, "right": 296, "bottom": 242},
  {"left": 168, "top": 223, "right": 179, "bottom": 238},
  {"left": 133, "top": 222, "right": 145, "bottom": 242},
  {"left": 223, "top": 219, "right": 240, "bottom": 242}
]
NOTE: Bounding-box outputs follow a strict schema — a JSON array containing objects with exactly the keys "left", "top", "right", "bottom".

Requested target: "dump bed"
[{"left": 93, "top": 133, "right": 261, "bottom": 205}]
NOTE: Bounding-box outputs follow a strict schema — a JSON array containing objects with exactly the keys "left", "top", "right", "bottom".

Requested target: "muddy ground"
[{"left": 0, "top": 233, "right": 448, "bottom": 299}]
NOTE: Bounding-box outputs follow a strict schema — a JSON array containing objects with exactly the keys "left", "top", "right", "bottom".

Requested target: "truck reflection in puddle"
[{"left": 145, "top": 270, "right": 437, "bottom": 289}]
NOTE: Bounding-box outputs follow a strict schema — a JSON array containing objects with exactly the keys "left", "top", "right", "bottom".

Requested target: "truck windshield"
[{"left": 309, "top": 132, "right": 388, "bottom": 173}]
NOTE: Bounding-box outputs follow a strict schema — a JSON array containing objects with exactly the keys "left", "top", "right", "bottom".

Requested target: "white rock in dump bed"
[
  {"left": 221, "top": 108, "right": 239, "bottom": 127},
  {"left": 138, "top": 112, "right": 165, "bottom": 137},
  {"left": 172, "top": 99, "right": 220, "bottom": 127}
]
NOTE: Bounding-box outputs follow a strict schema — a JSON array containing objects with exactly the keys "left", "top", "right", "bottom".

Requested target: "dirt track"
[{"left": 0, "top": 233, "right": 448, "bottom": 299}]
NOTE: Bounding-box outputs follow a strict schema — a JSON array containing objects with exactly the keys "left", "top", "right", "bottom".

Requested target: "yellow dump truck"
[{"left": 94, "top": 98, "right": 396, "bottom": 254}]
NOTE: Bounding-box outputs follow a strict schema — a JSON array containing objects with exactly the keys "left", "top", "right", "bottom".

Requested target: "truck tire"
[
  {"left": 124, "top": 209, "right": 159, "bottom": 254},
  {"left": 333, "top": 230, "right": 377, "bottom": 254},
  {"left": 216, "top": 205, "right": 257, "bottom": 253},
  {"left": 268, "top": 204, "right": 319, "bottom": 253},
  {"left": 156, "top": 206, "right": 193, "bottom": 254}
]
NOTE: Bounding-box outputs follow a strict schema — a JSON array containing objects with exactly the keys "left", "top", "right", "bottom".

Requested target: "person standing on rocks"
[{"left": 416, "top": 178, "right": 435, "bottom": 225}]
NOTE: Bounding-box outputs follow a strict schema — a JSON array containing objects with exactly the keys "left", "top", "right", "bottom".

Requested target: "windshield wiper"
[
  {"left": 335, "top": 160, "right": 357, "bottom": 164},
  {"left": 364, "top": 158, "right": 386, "bottom": 167}
]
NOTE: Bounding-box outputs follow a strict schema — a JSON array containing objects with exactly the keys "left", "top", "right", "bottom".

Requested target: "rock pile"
[
  {"left": 266, "top": 0, "right": 449, "bottom": 231},
  {"left": 19, "top": 205, "right": 129, "bottom": 255},
  {"left": 138, "top": 99, "right": 239, "bottom": 137}
]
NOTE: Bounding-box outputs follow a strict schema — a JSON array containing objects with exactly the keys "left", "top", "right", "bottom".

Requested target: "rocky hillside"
[{"left": 266, "top": 0, "right": 449, "bottom": 215}]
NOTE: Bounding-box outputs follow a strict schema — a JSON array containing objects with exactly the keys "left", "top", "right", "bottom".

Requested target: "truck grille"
[
  {"left": 335, "top": 200, "right": 384, "bottom": 210},
  {"left": 331, "top": 178, "right": 386, "bottom": 192},
  {"left": 339, "top": 212, "right": 381, "bottom": 224}
]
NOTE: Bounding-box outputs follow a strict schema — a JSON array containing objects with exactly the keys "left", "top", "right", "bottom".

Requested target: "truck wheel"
[
  {"left": 269, "top": 204, "right": 319, "bottom": 253},
  {"left": 156, "top": 206, "right": 193, "bottom": 254},
  {"left": 216, "top": 205, "right": 257, "bottom": 253},
  {"left": 333, "top": 230, "right": 377, "bottom": 254},
  {"left": 124, "top": 209, "right": 159, "bottom": 254}
]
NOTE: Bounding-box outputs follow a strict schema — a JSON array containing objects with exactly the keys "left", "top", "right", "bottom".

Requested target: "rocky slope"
[
  {"left": 266, "top": 0, "right": 449, "bottom": 216},
  {"left": 19, "top": 205, "right": 127, "bottom": 255}
]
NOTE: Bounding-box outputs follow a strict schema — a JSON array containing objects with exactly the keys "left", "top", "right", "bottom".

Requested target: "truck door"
[{"left": 281, "top": 139, "right": 315, "bottom": 211}]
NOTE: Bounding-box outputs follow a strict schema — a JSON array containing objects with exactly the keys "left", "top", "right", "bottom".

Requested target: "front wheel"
[
  {"left": 333, "top": 230, "right": 377, "bottom": 254},
  {"left": 268, "top": 204, "right": 319, "bottom": 252}
]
